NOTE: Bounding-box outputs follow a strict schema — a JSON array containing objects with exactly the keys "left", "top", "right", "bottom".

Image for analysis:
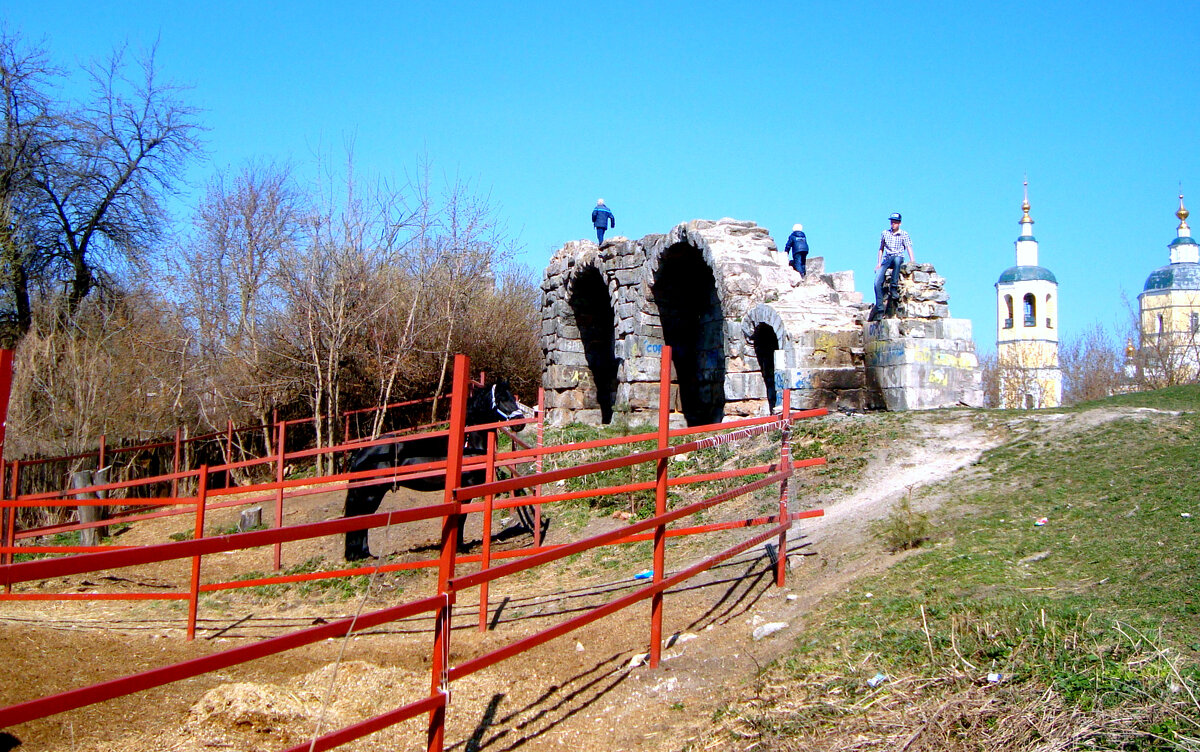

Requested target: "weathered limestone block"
[
  {"left": 864, "top": 322, "right": 983, "bottom": 410},
  {"left": 724, "top": 372, "right": 769, "bottom": 401}
]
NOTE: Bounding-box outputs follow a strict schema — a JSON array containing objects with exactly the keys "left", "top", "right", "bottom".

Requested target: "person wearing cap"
[
  {"left": 873, "top": 212, "right": 915, "bottom": 318},
  {"left": 592, "top": 199, "right": 615, "bottom": 244},
  {"left": 783, "top": 223, "right": 809, "bottom": 277}
]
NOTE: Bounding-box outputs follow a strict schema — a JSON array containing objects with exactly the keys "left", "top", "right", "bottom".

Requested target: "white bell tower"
[{"left": 995, "top": 180, "right": 1062, "bottom": 408}]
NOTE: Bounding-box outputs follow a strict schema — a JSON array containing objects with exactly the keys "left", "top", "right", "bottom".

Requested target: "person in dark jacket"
[
  {"left": 783, "top": 223, "right": 809, "bottom": 276},
  {"left": 592, "top": 199, "right": 615, "bottom": 244}
]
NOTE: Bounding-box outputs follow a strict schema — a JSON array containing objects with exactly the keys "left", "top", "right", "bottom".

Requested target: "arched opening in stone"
[
  {"left": 752, "top": 323, "right": 779, "bottom": 412},
  {"left": 568, "top": 267, "right": 618, "bottom": 423},
  {"left": 651, "top": 242, "right": 726, "bottom": 426}
]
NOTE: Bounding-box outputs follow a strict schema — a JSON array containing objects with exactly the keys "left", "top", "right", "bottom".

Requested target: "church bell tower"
[{"left": 995, "top": 181, "right": 1062, "bottom": 408}]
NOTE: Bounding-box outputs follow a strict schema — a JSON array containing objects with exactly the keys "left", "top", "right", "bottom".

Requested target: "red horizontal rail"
[
  {"left": 342, "top": 394, "right": 435, "bottom": 418},
  {"left": 279, "top": 693, "right": 446, "bottom": 752},
  {"left": 0, "top": 504, "right": 453, "bottom": 588},
  {"left": 450, "top": 521, "right": 788, "bottom": 681},
  {"left": 449, "top": 469, "right": 789, "bottom": 592},
  {"left": 1, "top": 592, "right": 190, "bottom": 601},
  {"left": 458, "top": 417, "right": 802, "bottom": 502},
  {"left": 2, "top": 505, "right": 824, "bottom": 598},
  {"left": 0, "top": 594, "right": 444, "bottom": 728}
]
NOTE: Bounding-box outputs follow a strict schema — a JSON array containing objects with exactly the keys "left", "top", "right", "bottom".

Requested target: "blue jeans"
[
  {"left": 790, "top": 251, "right": 808, "bottom": 275},
  {"left": 874, "top": 255, "right": 904, "bottom": 307},
  {"left": 596, "top": 227, "right": 606, "bottom": 244}
]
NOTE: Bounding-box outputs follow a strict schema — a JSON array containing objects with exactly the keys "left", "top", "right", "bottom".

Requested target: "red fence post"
[
  {"left": 171, "top": 427, "right": 181, "bottom": 500},
  {"left": 224, "top": 419, "right": 233, "bottom": 489},
  {"left": 98, "top": 434, "right": 106, "bottom": 473},
  {"left": 428, "top": 354, "right": 470, "bottom": 752},
  {"left": 187, "top": 466, "right": 210, "bottom": 641},
  {"left": 650, "top": 345, "right": 672, "bottom": 669},
  {"left": 0, "top": 461, "right": 8, "bottom": 578},
  {"left": 5, "top": 460, "right": 19, "bottom": 591},
  {"left": 776, "top": 389, "right": 792, "bottom": 588},
  {"left": 273, "top": 421, "right": 286, "bottom": 571},
  {"left": 0, "top": 348, "right": 13, "bottom": 462},
  {"left": 534, "top": 387, "right": 545, "bottom": 547},
  {"left": 478, "top": 430, "right": 496, "bottom": 632}
]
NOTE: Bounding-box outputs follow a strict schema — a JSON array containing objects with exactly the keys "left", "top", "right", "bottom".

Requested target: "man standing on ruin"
[
  {"left": 592, "top": 199, "right": 615, "bottom": 244},
  {"left": 784, "top": 223, "right": 809, "bottom": 277},
  {"left": 873, "top": 212, "right": 914, "bottom": 319}
]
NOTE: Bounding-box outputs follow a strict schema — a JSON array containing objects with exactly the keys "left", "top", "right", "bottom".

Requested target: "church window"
[
  {"left": 1023, "top": 294, "right": 1036, "bottom": 327},
  {"left": 1159, "top": 314, "right": 1165, "bottom": 333},
  {"left": 1192, "top": 312, "right": 1199, "bottom": 334},
  {"left": 1003, "top": 295, "right": 1013, "bottom": 329},
  {"left": 1046, "top": 294, "right": 1053, "bottom": 328}
]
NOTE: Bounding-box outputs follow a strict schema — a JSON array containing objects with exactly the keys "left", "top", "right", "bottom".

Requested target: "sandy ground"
[{"left": 0, "top": 409, "right": 1016, "bottom": 752}]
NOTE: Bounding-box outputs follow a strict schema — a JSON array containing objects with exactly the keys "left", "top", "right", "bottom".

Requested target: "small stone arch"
[{"left": 742, "top": 304, "right": 795, "bottom": 412}]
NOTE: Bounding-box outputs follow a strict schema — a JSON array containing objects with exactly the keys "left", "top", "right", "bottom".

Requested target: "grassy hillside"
[{"left": 697, "top": 388, "right": 1200, "bottom": 751}]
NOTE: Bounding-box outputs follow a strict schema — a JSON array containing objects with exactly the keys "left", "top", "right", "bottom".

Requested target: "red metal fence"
[{"left": 0, "top": 348, "right": 826, "bottom": 751}]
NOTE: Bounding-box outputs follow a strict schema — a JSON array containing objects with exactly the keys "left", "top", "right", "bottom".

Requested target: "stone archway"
[
  {"left": 567, "top": 265, "right": 619, "bottom": 424},
  {"left": 752, "top": 323, "right": 780, "bottom": 411},
  {"left": 650, "top": 241, "right": 725, "bottom": 426}
]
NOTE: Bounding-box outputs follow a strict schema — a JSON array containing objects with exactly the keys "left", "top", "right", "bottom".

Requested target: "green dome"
[
  {"left": 1143, "top": 262, "right": 1200, "bottom": 292},
  {"left": 997, "top": 265, "right": 1057, "bottom": 285}
]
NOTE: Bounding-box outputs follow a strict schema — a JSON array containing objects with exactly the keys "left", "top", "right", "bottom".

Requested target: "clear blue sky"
[{"left": 5, "top": 1, "right": 1199, "bottom": 352}]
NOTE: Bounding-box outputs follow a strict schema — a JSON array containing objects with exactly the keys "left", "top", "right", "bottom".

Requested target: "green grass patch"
[{"left": 710, "top": 389, "right": 1200, "bottom": 749}]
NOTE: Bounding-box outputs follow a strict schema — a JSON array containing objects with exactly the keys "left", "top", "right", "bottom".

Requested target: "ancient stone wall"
[
  {"left": 541, "top": 219, "right": 982, "bottom": 426},
  {"left": 541, "top": 219, "right": 868, "bottom": 426},
  {"left": 862, "top": 264, "right": 984, "bottom": 410}
]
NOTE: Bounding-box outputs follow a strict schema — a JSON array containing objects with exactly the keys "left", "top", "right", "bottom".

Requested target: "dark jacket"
[
  {"left": 784, "top": 230, "right": 808, "bottom": 255},
  {"left": 592, "top": 205, "right": 615, "bottom": 229}
]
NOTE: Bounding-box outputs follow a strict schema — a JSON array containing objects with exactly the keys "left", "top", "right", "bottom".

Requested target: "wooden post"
[
  {"left": 650, "top": 345, "right": 671, "bottom": 669},
  {"left": 273, "top": 421, "right": 286, "bottom": 571},
  {"left": 71, "top": 470, "right": 105, "bottom": 548},
  {"left": 776, "top": 389, "right": 791, "bottom": 588},
  {"left": 428, "top": 355, "right": 470, "bottom": 752},
  {"left": 97, "top": 434, "right": 106, "bottom": 477},
  {"left": 478, "top": 431, "right": 497, "bottom": 631},
  {"left": 187, "top": 466, "right": 210, "bottom": 641}
]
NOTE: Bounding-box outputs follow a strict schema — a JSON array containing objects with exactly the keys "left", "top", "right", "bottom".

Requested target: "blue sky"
[{"left": 5, "top": 1, "right": 1198, "bottom": 352}]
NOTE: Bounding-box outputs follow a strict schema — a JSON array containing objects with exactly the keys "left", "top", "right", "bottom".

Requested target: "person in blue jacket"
[
  {"left": 592, "top": 199, "right": 615, "bottom": 244},
  {"left": 783, "top": 223, "right": 809, "bottom": 276}
]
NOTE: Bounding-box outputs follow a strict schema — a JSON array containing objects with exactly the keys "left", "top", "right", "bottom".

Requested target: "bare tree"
[
  {"left": 176, "top": 160, "right": 305, "bottom": 455},
  {"left": 1059, "top": 323, "right": 1123, "bottom": 404},
  {"left": 276, "top": 151, "right": 414, "bottom": 473},
  {"left": 25, "top": 42, "right": 202, "bottom": 323},
  {"left": 8, "top": 286, "right": 192, "bottom": 458},
  {"left": 0, "top": 31, "right": 58, "bottom": 344}
]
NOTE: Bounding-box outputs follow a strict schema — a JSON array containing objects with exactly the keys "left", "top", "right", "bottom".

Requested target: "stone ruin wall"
[
  {"left": 541, "top": 218, "right": 981, "bottom": 427},
  {"left": 862, "top": 264, "right": 984, "bottom": 410}
]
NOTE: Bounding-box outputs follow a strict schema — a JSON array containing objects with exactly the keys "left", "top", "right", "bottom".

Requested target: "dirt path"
[{"left": 0, "top": 410, "right": 1007, "bottom": 752}]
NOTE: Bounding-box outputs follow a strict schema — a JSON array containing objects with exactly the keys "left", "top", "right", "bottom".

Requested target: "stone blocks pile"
[{"left": 864, "top": 264, "right": 983, "bottom": 410}]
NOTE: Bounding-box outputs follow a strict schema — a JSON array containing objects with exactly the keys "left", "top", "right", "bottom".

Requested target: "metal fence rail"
[{"left": 0, "top": 348, "right": 827, "bottom": 752}]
